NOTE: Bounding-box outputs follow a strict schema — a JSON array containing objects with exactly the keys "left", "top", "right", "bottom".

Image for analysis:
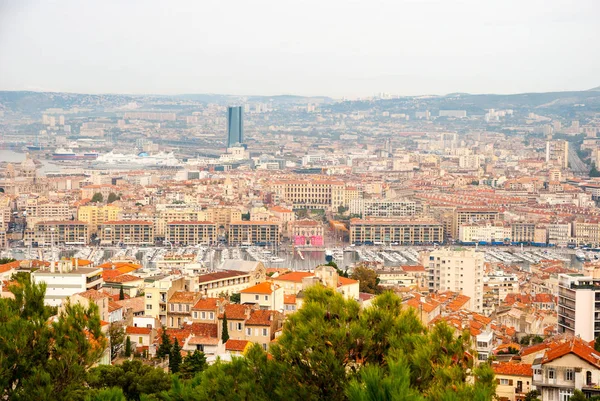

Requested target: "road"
[{"left": 568, "top": 146, "right": 589, "bottom": 175}]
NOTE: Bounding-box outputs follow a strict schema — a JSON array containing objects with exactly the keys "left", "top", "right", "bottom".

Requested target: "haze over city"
[
  {"left": 4, "top": 1, "right": 600, "bottom": 400},
  {"left": 1, "top": 0, "right": 599, "bottom": 97}
]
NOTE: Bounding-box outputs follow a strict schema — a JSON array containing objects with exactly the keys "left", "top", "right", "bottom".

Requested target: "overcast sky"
[{"left": 0, "top": 0, "right": 598, "bottom": 98}]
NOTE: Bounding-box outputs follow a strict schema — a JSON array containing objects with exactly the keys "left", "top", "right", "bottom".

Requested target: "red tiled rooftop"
[
  {"left": 225, "top": 339, "right": 250, "bottom": 352},
  {"left": 492, "top": 362, "right": 533, "bottom": 377}
]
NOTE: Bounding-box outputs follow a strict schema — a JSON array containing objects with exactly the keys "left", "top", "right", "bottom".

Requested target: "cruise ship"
[
  {"left": 93, "top": 151, "right": 181, "bottom": 168},
  {"left": 52, "top": 148, "right": 99, "bottom": 160}
]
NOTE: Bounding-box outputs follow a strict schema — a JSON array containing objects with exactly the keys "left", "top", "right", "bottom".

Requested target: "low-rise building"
[{"left": 31, "top": 259, "right": 103, "bottom": 307}]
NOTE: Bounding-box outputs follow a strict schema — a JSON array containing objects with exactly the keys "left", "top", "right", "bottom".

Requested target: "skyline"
[{"left": 1, "top": 0, "right": 599, "bottom": 98}]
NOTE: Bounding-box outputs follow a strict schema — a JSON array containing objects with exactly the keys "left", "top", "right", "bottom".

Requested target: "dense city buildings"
[{"left": 2, "top": 87, "right": 600, "bottom": 399}]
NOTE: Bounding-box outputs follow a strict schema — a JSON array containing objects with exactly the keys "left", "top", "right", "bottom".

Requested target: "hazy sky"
[{"left": 0, "top": 0, "right": 599, "bottom": 98}]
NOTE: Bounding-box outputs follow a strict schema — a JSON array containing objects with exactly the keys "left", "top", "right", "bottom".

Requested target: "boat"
[
  {"left": 52, "top": 148, "right": 99, "bottom": 160},
  {"left": 93, "top": 150, "right": 181, "bottom": 168},
  {"left": 575, "top": 250, "right": 586, "bottom": 261}
]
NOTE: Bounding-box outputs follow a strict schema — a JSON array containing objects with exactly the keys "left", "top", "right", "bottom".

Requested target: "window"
[
  {"left": 262, "top": 328, "right": 268, "bottom": 336},
  {"left": 255, "top": 295, "right": 259, "bottom": 301},
  {"left": 170, "top": 304, "right": 174, "bottom": 311},
  {"left": 548, "top": 368, "right": 555, "bottom": 379},
  {"left": 146, "top": 304, "right": 152, "bottom": 310},
  {"left": 237, "top": 322, "right": 242, "bottom": 331},
  {"left": 246, "top": 328, "right": 251, "bottom": 336},
  {"left": 193, "top": 312, "right": 197, "bottom": 319},
  {"left": 139, "top": 336, "right": 143, "bottom": 344},
  {"left": 565, "top": 369, "right": 574, "bottom": 381},
  {"left": 209, "top": 312, "right": 214, "bottom": 319},
  {"left": 146, "top": 294, "right": 152, "bottom": 299},
  {"left": 264, "top": 295, "right": 269, "bottom": 301},
  {"left": 201, "top": 312, "right": 206, "bottom": 319},
  {"left": 499, "top": 379, "right": 509, "bottom": 385}
]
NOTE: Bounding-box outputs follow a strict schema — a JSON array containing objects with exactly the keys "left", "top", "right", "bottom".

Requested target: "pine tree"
[
  {"left": 91, "top": 192, "right": 103, "bottom": 203},
  {"left": 124, "top": 336, "right": 132, "bottom": 357},
  {"left": 169, "top": 338, "right": 182, "bottom": 373},
  {"left": 221, "top": 312, "right": 229, "bottom": 343},
  {"left": 179, "top": 350, "right": 207, "bottom": 379},
  {"left": 156, "top": 326, "right": 172, "bottom": 359},
  {"left": 0, "top": 276, "right": 106, "bottom": 400}
]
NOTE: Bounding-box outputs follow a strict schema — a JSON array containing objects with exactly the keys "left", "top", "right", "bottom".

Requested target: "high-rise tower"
[{"left": 227, "top": 106, "right": 243, "bottom": 147}]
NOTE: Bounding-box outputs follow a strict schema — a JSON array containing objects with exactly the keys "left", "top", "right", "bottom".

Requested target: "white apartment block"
[{"left": 421, "top": 248, "right": 484, "bottom": 313}]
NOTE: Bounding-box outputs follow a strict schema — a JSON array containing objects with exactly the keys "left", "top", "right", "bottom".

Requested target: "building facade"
[{"left": 349, "top": 219, "right": 444, "bottom": 245}]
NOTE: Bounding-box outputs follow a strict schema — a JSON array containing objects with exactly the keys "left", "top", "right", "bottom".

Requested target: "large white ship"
[{"left": 93, "top": 151, "right": 182, "bottom": 168}]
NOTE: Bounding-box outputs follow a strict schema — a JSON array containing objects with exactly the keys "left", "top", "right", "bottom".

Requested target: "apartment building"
[
  {"left": 349, "top": 219, "right": 444, "bottom": 245},
  {"left": 459, "top": 221, "right": 511, "bottom": 244},
  {"left": 144, "top": 276, "right": 186, "bottom": 326},
  {"left": 31, "top": 259, "right": 103, "bottom": 306},
  {"left": 270, "top": 179, "right": 345, "bottom": 210},
  {"left": 349, "top": 198, "right": 425, "bottom": 218},
  {"left": 228, "top": 221, "right": 280, "bottom": 245},
  {"left": 547, "top": 223, "right": 572, "bottom": 247},
  {"left": 557, "top": 272, "right": 600, "bottom": 342},
  {"left": 166, "top": 221, "right": 217, "bottom": 245},
  {"left": 202, "top": 207, "right": 242, "bottom": 230},
  {"left": 77, "top": 205, "right": 121, "bottom": 233},
  {"left": 99, "top": 220, "right": 154, "bottom": 245},
  {"left": 166, "top": 290, "right": 203, "bottom": 328},
  {"left": 192, "top": 270, "right": 255, "bottom": 298},
  {"left": 483, "top": 272, "right": 520, "bottom": 316},
  {"left": 154, "top": 206, "right": 203, "bottom": 237},
  {"left": 545, "top": 140, "right": 569, "bottom": 169},
  {"left": 421, "top": 248, "right": 484, "bottom": 313},
  {"left": 511, "top": 223, "right": 536, "bottom": 243},
  {"left": 452, "top": 208, "right": 501, "bottom": 238},
  {"left": 572, "top": 220, "right": 600, "bottom": 247},
  {"left": 217, "top": 304, "right": 284, "bottom": 351},
  {"left": 27, "top": 220, "right": 89, "bottom": 246},
  {"left": 25, "top": 200, "right": 74, "bottom": 221},
  {"left": 80, "top": 184, "right": 120, "bottom": 200}
]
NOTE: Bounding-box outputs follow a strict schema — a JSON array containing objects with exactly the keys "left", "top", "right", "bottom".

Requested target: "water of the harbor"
[
  {"left": 3, "top": 245, "right": 586, "bottom": 273},
  {"left": 0, "top": 149, "right": 57, "bottom": 175}
]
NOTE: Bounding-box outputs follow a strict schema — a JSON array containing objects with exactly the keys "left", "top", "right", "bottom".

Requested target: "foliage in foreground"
[{"left": 1, "top": 278, "right": 495, "bottom": 401}]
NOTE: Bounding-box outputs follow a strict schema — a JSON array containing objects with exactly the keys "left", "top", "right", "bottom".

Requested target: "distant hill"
[
  {"left": 588, "top": 86, "right": 600, "bottom": 91},
  {"left": 1, "top": 89, "right": 598, "bottom": 115}
]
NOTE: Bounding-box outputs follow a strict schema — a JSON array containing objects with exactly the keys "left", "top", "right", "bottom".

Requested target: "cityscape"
[{"left": 2, "top": 1, "right": 600, "bottom": 400}]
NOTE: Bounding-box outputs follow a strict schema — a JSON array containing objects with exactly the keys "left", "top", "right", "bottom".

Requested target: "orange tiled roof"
[
  {"left": 274, "top": 271, "right": 314, "bottom": 283},
  {"left": 492, "top": 362, "right": 533, "bottom": 377},
  {"left": 105, "top": 274, "right": 142, "bottom": 284},
  {"left": 283, "top": 295, "right": 296, "bottom": 304},
  {"left": 192, "top": 297, "right": 221, "bottom": 310},
  {"left": 219, "top": 304, "right": 251, "bottom": 320},
  {"left": 240, "top": 282, "right": 278, "bottom": 295},
  {"left": 225, "top": 339, "right": 250, "bottom": 352},
  {"left": 168, "top": 291, "right": 199, "bottom": 304},
  {"left": 338, "top": 277, "right": 358, "bottom": 286},
  {"left": 126, "top": 326, "right": 152, "bottom": 335},
  {"left": 542, "top": 337, "right": 600, "bottom": 368},
  {"left": 246, "top": 310, "right": 279, "bottom": 326}
]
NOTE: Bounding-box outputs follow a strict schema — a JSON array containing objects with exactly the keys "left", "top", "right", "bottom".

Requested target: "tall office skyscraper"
[{"left": 227, "top": 106, "right": 243, "bottom": 147}]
